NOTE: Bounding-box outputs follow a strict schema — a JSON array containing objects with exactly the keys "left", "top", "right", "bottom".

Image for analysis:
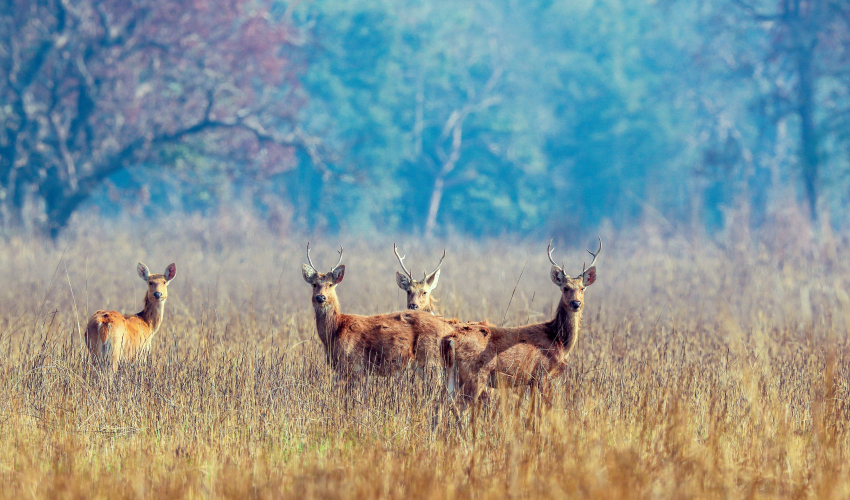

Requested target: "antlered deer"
[
  {"left": 393, "top": 244, "right": 445, "bottom": 314},
  {"left": 86, "top": 262, "right": 177, "bottom": 371},
  {"left": 302, "top": 243, "right": 455, "bottom": 374},
  {"left": 443, "top": 238, "right": 601, "bottom": 407}
]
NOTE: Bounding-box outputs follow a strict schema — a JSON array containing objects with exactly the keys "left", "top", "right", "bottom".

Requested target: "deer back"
[{"left": 329, "top": 310, "right": 457, "bottom": 375}]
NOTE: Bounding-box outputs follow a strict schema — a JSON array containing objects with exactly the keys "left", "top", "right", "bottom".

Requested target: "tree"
[
  {"left": 297, "top": 0, "right": 553, "bottom": 236},
  {"left": 705, "top": 0, "right": 850, "bottom": 221},
  {"left": 519, "top": 0, "right": 699, "bottom": 234},
  {"left": 0, "top": 0, "right": 313, "bottom": 237}
]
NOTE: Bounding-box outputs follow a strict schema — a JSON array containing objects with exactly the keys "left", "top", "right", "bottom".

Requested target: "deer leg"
[
  {"left": 473, "top": 367, "right": 492, "bottom": 407},
  {"left": 334, "top": 368, "right": 357, "bottom": 411},
  {"left": 534, "top": 372, "right": 556, "bottom": 414},
  {"left": 437, "top": 336, "right": 466, "bottom": 432},
  {"left": 109, "top": 330, "right": 122, "bottom": 373}
]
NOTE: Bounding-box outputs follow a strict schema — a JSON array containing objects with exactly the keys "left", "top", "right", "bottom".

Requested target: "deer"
[
  {"left": 86, "top": 262, "right": 177, "bottom": 372},
  {"left": 442, "top": 238, "right": 601, "bottom": 409},
  {"left": 393, "top": 244, "right": 445, "bottom": 314},
  {"left": 301, "top": 243, "right": 456, "bottom": 375}
]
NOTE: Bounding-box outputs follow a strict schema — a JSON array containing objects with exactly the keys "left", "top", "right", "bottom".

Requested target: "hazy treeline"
[{"left": 2, "top": 0, "right": 849, "bottom": 238}]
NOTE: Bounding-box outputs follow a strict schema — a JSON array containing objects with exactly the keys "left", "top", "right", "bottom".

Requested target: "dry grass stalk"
[{"left": 0, "top": 212, "right": 847, "bottom": 499}]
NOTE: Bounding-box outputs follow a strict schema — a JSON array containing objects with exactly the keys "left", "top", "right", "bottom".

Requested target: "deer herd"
[{"left": 86, "top": 238, "right": 601, "bottom": 412}]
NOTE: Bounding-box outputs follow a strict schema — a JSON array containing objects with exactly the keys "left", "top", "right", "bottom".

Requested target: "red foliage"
[{"left": 0, "top": 0, "right": 309, "bottom": 234}]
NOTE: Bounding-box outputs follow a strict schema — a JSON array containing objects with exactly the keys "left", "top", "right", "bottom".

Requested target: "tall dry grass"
[{"left": 0, "top": 209, "right": 848, "bottom": 499}]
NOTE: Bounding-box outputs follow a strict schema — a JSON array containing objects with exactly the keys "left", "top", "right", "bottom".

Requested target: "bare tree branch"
[{"left": 425, "top": 49, "right": 503, "bottom": 238}]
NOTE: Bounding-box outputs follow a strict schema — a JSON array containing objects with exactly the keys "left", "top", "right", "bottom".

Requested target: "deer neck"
[
  {"left": 314, "top": 298, "right": 342, "bottom": 347},
  {"left": 548, "top": 300, "right": 582, "bottom": 352},
  {"left": 137, "top": 294, "right": 166, "bottom": 338},
  {"left": 424, "top": 297, "right": 440, "bottom": 316}
]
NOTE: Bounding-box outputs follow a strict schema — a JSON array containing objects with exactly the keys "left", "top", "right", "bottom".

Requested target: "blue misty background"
[{"left": 3, "top": 0, "right": 848, "bottom": 238}]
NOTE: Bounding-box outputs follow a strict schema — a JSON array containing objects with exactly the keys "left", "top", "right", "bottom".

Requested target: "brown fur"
[
  {"left": 394, "top": 245, "right": 443, "bottom": 314},
  {"left": 398, "top": 276, "right": 440, "bottom": 314},
  {"left": 86, "top": 263, "right": 176, "bottom": 371},
  {"left": 303, "top": 251, "right": 454, "bottom": 375},
  {"left": 443, "top": 246, "right": 598, "bottom": 407}
]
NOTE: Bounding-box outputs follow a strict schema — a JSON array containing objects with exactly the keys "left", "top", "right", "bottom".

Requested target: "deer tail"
[
  {"left": 96, "top": 318, "right": 112, "bottom": 343},
  {"left": 86, "top": 315, "right": 114, "bottom": 367}
]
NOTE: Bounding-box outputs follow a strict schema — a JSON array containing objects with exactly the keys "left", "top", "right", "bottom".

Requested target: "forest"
[
  {"left": 2, "top": 0, "right": 849, "bottom": 238},
  {"left": 2, "top": 2, "right": 850, "bottom": 498}
]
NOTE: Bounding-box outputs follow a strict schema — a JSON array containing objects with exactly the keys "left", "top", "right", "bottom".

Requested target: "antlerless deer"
[{"left": 86, "top": 262, "right": 177, "bottom": 371}]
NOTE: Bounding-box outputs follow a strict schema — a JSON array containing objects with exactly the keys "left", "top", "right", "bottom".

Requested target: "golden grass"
[{"left": 0, "top": 211, "right": 847, "bottom": 499}]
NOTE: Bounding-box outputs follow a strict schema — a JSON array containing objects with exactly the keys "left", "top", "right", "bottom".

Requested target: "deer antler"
[
  {"left": 306, "top": 242, "right": 318, "bottom": 272},
  {"left": 307, "top": 242, "right": 344, "bottom": 272},
  {"left": 394, "top": 244, "right": 413, "bottom": 279},
  {"left": 425, "top": 249, "right": 446, "bottom": 278},
  {"left": 547, "top": 239, "right": 565, "bottom": 269},
  {"left": 547, "top": 239, "right": 558, "bottom": 267},
  {"left": 586, "top": 237, "right": 602, "bottom": 268},
  {"left": 580, "top": 237, "right": 602, "bottom": 276},
  {"left": 332, "top": 247, "right": 344, "bottom": 271}
]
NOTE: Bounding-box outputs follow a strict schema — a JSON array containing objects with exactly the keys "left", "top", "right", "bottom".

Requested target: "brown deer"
[
  {"left": 86, "top": 262, "right": 177, "bottom": 371},
  {"left": 393, "top": 244, "right": 445, "bottom": 314},
  {"left": 302, "top": 243, "right": 455, "bottom": 375},
  {"left": 442, "top": 238, "right": 601, "bottom": 407}
]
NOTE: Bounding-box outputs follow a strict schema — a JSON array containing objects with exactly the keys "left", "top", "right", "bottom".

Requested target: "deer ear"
[
  {"left": 164, "top": 263, "right": 177, "bottom": 282},
  {"left": 550, "top": 266, "right": 566, "bottom": 287},
  {"left": 302, "top": 264, "right": 318, "bottom": 284},
  {"left": 424, "top": 268, "right": 440, "bottom": 290},
  {"left": 331, "top": 265, "right": 345, "bottom": 284},
  {"left": 396, "top": 272, "right": 412, "bottom": 290},
  {"left": 137, "top": 262, "right": 150, "bottom": 281},
  {"left": 583, "top": 266, "right": 597, "bottom": 287}
]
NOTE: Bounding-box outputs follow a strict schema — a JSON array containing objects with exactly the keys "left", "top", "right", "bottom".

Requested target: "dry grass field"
[{"left": 0, "top": 209, "right": 848, "bottom": 499}]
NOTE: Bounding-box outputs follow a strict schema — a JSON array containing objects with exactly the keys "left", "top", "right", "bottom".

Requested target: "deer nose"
[
  {"left": 315, "top": 294, "right": 327, "bottom": 304},
  {"left": 569, "top": 300, "right": 582, "bottom": 310},
  {"left": 408, "top": 303, "right": 419, "bottom": 310},
  {"left": 153, "top": 291, "right": 163, "bottom": 300}
]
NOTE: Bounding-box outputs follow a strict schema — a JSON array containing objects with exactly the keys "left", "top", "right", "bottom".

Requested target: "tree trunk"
[
  {"left": 424, "top": 176, "right": 445, "bottom": 239},
  {"left": 38, "top": 158, "right": 125, "bottom": 239},
  {"left": 797, "top": 49, "right": 819, "bottom": 221},
  {"left": 288, "top": 149, "right": 323, "bottom": 231},
  {"left": 424, "top": 112, "right": 464, "bottom": 239}
]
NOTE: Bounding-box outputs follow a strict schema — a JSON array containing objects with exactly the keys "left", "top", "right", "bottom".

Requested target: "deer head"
[
  {"left": 394, "top": 244, "right": 445, "bottom": 312},
  {"left": 137, "top": 262, "right": 177, "bottom": 303},
  {"left": 302, "top": 243, "right": 345, "bottom": 309},
  {"left": 548, "top": 237, "right": 601, "bottom": 313}
]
